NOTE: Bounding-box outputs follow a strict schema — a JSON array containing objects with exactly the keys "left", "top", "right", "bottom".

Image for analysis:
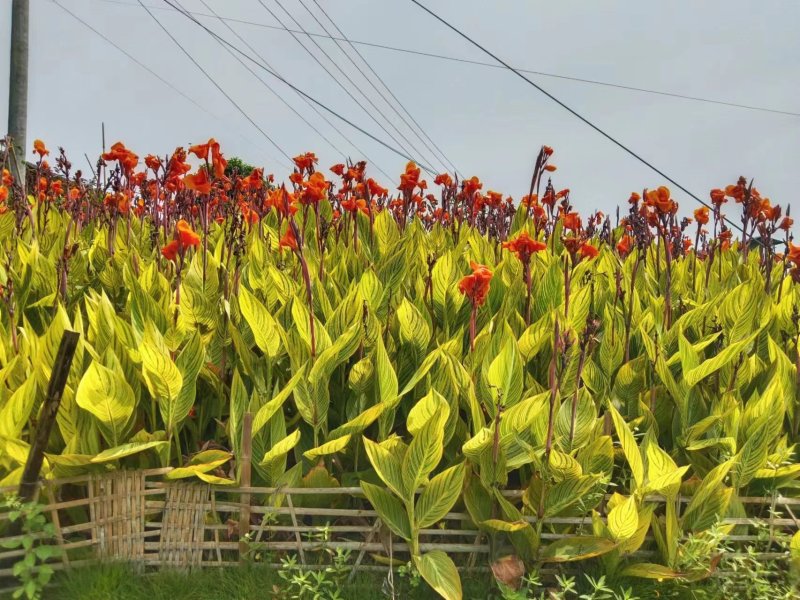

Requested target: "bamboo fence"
[{"left": 1, "top": 467, "right": 799, "bottom": 590}]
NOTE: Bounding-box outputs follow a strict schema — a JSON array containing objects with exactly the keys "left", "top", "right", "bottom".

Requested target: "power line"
[
  {"left": 409, "top": 0, "right": 756, "bottom": 239},
  {"left": 88, "top": 0, "right": 800, "bottom": 119},
  {"left": 192, "top": 0, "right": 394, "bottom": 180},
  {"left": 185, "top": 1, "right": 342, "bottom": 159},
  {"left": 301, "top": 0, "right": 462, "bottom": 175},
  {"left": 159, "top": 0, "right": 439, "bottom": 174},
  {"left": 136, "top": 0, "right": 294, "bottom": 168},
  {"left": 49, "top": 0, "right": 284, "bottom": 162},
  {"left": 259, "top": 0, "right": 441, "bottom": 173}
]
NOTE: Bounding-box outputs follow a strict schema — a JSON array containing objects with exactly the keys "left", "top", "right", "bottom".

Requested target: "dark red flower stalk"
[
  {"left": 458, "top": 261, "right": 492, "bottom": 352},
  {"left": 503, "top": 231, "right": 547, "bottom": 324}
]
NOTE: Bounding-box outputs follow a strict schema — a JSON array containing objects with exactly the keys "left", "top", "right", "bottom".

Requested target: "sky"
[{"left": 2, "top": 0, "right": 798, "bottom": 223}]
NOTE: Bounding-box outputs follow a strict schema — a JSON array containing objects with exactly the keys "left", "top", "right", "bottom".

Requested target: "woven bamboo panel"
[
  {"left": 91, "top": 470, "right": 147, "bottom": 562},
  {"left": 156, "top": 482, "right": 211, "bottom": 569}
]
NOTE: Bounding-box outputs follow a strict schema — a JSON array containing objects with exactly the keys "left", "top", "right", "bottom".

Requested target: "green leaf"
[
  {"left": 540, "top": 536, "right": 616, "bottom": 563},
  {"left": 414, "top": 550, "right": 462, "bottom": 600},
  {"left": 260, "top": 430, "right": 301, "bottom": 466},
  {"left": 609, "top": 404, "right": 644, "bottom": 490},
  {"left": 682, "top": 459, "right": 734, "bottom": 528},
  {"left": 90, "top": 441, "right": 168, "bottom": 463},
  {"left": 487, "top": 336, "right": 523, "bottom": 407},
  {"left": 619, "top": 563, "right": 684, "bottom": 580},
  {"left": 140, "top": 325, "right": 183, "bottom": 431},
  {"left": 684, "top": 333, "right": 755, "bottom": 387},
  {"left": 416, "top": 463, "right": 466, "bottom": 528},
  {"left": 541, "top": 475, "right": 598, "bottom": 517},
  {"left": 76, "top": 360, "right": 136, "bottom": 446},
  {"left": 361, "top": 481, "right": 411, "bottom": 540},
  {"left": 303, "top": 434, "right": 352, "bottom": 460},
  {"left": 731, "top": 413, "right": 776, "bottom": 489},
  {"left": 402, "top": 408, "right": 446, "bottom": 497},
  {"left": 252, "top": 367, "right": 305, "bottom": 436},
  {"left": 407, "top": 389, "right": 449, "bottom": 436},
  {"left": 363, "top": 436, "right": 406, "bottom": 499},
  {"left": 172, "top": 331, "right": 204, "bottom": 429},
  {"left": 166, "top": 450, "right": 232, "bottom": 479},
  {"left": 607, "top": 496, "right": 638, "bottom": 541},
  {"left": 0, "top": 376, "right": 38, "bottom": 439},
  {"left": 480, "top": 519, "right": 528, "bottom": 532},
  {"left": 238, "top": 285, "right": 282, "bottom": 358}
]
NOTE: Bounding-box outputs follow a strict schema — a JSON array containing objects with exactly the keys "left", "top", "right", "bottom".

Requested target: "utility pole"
[{"left": 7, "top": 0, "right": 30, "bottom": 187}]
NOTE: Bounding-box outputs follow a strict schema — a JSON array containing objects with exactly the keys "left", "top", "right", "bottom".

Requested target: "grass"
[{"left": 46, "top": 563, "right": 494, "bottom": 600}]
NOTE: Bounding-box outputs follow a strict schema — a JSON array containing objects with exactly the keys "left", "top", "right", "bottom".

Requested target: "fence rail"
[{"left": 0, "top": 469, "right": 798, "bottom": 586}]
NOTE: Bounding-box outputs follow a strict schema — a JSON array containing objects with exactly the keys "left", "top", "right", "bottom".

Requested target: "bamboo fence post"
[
  {"left": 45, "top": 484, "right": 68, "bottom": 568},
  {"left": 238, "top": 412, "right": 252, "bottom": 562},
  {"left": 348, "top": 518, "right": 382, "bottom": 583},
  {"left": 286, "top": 494, "right": 306, "bottom": 565},
  {"left": 17, "top": 331, "right": 79, "bottom": 503}
]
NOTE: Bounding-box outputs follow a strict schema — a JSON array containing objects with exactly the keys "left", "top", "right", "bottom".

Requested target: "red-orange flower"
[
  {"left": 503, "top": 231, "right": 547, "bottom": 262},
  {"left": 33, "top": 139, "right": 49, "bottom": 157},
  {"left": 0, "top": 186, "right": 8, "bottom": 203},
  {"left": 579, "top": 243, "right": 599, "bottom": 260},
  {"left": 342, "top": 197, "right": 368, "bottom": 215},
  {"left": 710, "top": 188, "right": 727, "bottom": 206},
  {"left": 244, "top": 168, "right": 264, "bottom": 191},
  {"left": 434, "top": 173, "right": 453, "bottom": 187},
  {"left": 646, "top": 186, "right": 676, "bottom": 215},
  {"left": 102, "top": 142, "right": 139, "bottom": 173},
  {"left": 301, "top": 172, "right": 328, "bottom": 204},
  {"left": 563, "top": 212, "right": 581, "bottom": 232},
  {"left": 145, "top": 154, "right": 162, "bottom": 172},
  {"left": 694, "top": 207, "right": 709, "bottom": 225},
  {"left": 616, "top": 235, "right": 633, "bottom": 257},
  {"left": 366, "top": 178, "right": 387, "bottom": 197},
  {"left": 279, "top": 227, "right": 299, "bottom": 251},
  {"left": 779, "top": 216, "right": 794, "bottom": 231},
  {"left": 176, "top": 220, "right": 201, "bottom": 248},
  {"left": 330, "top": 163, "right": 346, "bottom": 177},
  {"left": 725, "top": 183, "right": 745, "bottom": 202},
  {"left": 458, "top": 261, "right": 492, "bottom": 307},
  {"left": 161, "top": 240, "right": 180, "bottom": 261},
  {"left": 184, "top": 168, "right": 212, "bottom": 194},
  {"left": 1, "top": 169, "right": 12, "bottom": 187},
  {"left": 544, "top": 164, "right": 557, "bottom": 172},
  {"left": 719, "top": 229, "right": 733, "bottom": 250},
  {"left": 462, "top": 176, "right": 483, "bottom": 197},
  {"left": 188, "top": 139, "right": 214, "bottom": 161},
  {"left": 293, "top": 152, "right": 317, "bottom": 173},
  {"left": 398, "top": 162, "right": 421, "bottom": 193},
  {"left": 628, "top": 192, "right": 641, "bottom": 205}
]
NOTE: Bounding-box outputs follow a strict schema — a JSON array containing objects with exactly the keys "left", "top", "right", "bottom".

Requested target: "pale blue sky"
[{"left": 2, "top": 0, "right": 798, "bottom": 223}]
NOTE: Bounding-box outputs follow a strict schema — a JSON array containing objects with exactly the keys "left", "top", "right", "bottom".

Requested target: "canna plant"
[{"left": 0, "top": 136, "right": 799, "bottom": 599}]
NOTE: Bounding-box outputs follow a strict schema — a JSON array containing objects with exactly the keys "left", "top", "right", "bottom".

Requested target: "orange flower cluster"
[
  {"left": 189, "top": 138, "right": 227, "bottom": 179},
  {"left": 293, "top": 152, "right": 318, "bottom": 174},
  {"left": 102, "top": 142, "right": 139, "bottom": 174},
  {"left": 398, "top": 162, "right": 424, "bottom": 193},
  {"left": 645, "top": 186, "right": 677, "bottom": 215},
  {"left": 694, "top": 207, "right": 709, "bottom": 225},
  {"left": 503, "top": 231, "right": 547, "bottom": 262},
  {"left": 33, "top": 139, "right": 49, "bottom": 158},
  {"left": 161, "top": 219, "right": 201, "bottom": 261},
  {"left": 458, "top": 261, "right": 492, "bottom": 307}
]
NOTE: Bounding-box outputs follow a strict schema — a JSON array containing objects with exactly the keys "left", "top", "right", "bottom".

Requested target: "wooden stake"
[
  {"left": 238, "top": 412, "right": 252, "bottom": 562},
  {"left": 18, "top": 331, "right": 79, "bottom": 503}
]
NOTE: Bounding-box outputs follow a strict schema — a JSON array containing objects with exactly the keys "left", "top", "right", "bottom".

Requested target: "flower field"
[{"left": 1, "top": 139, "right": 800, "bottom": 598}]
